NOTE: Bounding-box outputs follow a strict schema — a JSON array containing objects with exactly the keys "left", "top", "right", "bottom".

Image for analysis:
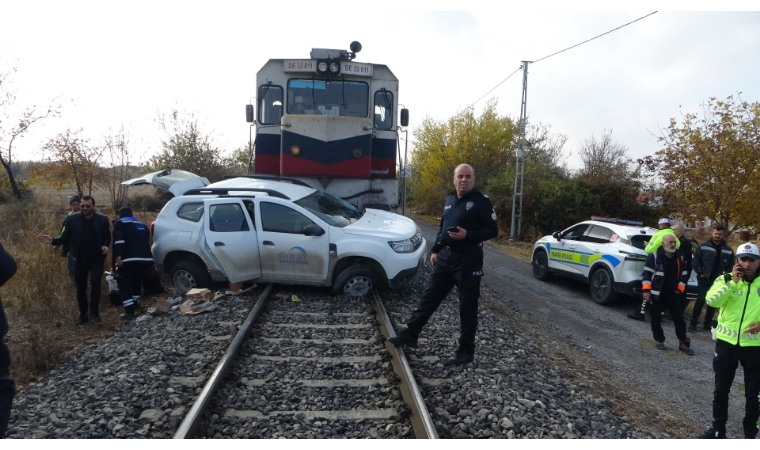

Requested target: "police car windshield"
[{"left": 295, "top": 191, "right": 362, "bottom": 227}]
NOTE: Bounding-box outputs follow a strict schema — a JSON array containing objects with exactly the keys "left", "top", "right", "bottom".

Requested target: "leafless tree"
[{"left": 577, "top": 129, "right": 631, "bottom": 182}]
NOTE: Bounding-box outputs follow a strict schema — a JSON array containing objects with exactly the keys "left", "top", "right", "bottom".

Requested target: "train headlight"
[
  {"left": 291, "top": 145, "right": 300, "bottom": 155},
  {"left": 316, "top": 59, "right": 341, "bottom": 76},
  {"left": 352, "top": 148, "right": 363, "bottom": 158}
]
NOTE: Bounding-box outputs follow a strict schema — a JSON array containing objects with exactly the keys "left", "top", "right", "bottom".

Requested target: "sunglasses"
[{"left": 739, "top": 256, "right": 758, "bottom": 263}]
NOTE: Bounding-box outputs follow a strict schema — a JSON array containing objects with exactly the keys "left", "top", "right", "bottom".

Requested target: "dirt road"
[{"left": 415, "top": 220, "right": 748, "bottom": 438}]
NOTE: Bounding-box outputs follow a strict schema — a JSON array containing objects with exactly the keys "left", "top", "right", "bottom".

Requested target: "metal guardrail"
[
  {"left": 173, "top": 284, "right": 274, "bottom": 439},
  {"left": 372, "top": 290, "right": 438, "bottom": 439}
]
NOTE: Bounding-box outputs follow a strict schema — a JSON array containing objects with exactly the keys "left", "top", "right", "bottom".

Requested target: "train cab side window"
[
  {"left": 258, "top": 84, "right": 283, "bottom": 125},
  {"left": 373, "top": 90, "right": 393, "bottom": 130}
]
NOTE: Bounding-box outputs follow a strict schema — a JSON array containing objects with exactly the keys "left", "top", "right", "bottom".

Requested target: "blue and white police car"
[{"left": 532, "top": 217, "right": 666, "bottom": 305}]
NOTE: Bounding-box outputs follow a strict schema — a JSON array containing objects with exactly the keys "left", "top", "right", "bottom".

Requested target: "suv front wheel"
[
  {"left": 171, "top": 260, "right": 212, "bottom": 294},
  {"left": 334, "top": 266, "right": 378, "bottom": 298}
]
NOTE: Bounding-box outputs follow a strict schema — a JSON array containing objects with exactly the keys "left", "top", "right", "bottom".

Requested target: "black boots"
[
  {"left": 444, "top": 349, "right": 474, "bottom": 366},
  {"left": 388, "top": 329, "right": 418, "bottom": 348}
]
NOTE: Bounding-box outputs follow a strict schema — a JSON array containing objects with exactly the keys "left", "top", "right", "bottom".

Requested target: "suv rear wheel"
[
  {"left": 334, "top": 266, "right": 378, "bottom": 298},
  {"left": 590, "top": 266, "right": 618, "bottom": 305},
  {"left": 171, "top": 260, "right": 212, "bottom": 294}
]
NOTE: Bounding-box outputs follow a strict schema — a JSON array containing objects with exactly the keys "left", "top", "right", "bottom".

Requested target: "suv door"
[
  {"left": 254, "top": 198, "right": 330, "bottom": 282},
  {"left": 203, "top": 198, "right": 262, "bottom": 283},
  {"left": 550, "top": 224, "right": 590, "bottom": 276}
]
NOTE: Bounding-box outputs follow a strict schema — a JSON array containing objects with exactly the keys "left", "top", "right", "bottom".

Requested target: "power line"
[
  {"left": 532, "top": 11, "right": 658, "bottom": 64},
  {"left": 467, "top": 11, "right": 658, "bottom": 108},
  {"left": 468, "top": 66, "right": 522, "bottom": 108}
]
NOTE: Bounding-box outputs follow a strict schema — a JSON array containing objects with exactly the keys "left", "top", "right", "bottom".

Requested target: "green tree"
[
  {"left": 226, "top": 145, "right": 253, "bottom": 175},
  {"left": 408, "top": 100, "right": 519, "bottom": 212},
  {"left": 649, "top": 95, "right": 760, "bottom": 233},
  {"left": 144, "top": 109, "right": 228, "bottom": 181}
]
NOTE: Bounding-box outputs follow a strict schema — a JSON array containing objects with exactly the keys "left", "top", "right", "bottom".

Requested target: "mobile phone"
[{"left": 447, "top": 226, "right": 458, "bottom": 233}]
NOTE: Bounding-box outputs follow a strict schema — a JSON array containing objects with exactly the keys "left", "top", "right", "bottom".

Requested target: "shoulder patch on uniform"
[{"left": 491, "top": 212, "right": 497, "bottom": 221}]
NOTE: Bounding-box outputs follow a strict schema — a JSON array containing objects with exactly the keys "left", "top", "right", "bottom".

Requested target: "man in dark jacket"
[
  {"left": 0, "top": 241, "right": 18, "bottom": 438},
  {"left": 37, "top": 195, "right": 111, "bottom": 325},
  {"left": 112, "top": 207, "right": 153, "bottom": 320},
  {"left": 642, "top": 234, "right": 693, "bottom": 355},
  {"left": 689, "top": 225, "right": 735, "bottom": 332},
  {"left": 673, "top": 224, "right": 693, "bottom": 311}
]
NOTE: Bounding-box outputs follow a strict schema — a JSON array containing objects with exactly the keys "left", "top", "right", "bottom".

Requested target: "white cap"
[
  {"left": 658, "top": 218, "right": 671, "bottom": 226},
  {"left": 736, "top": 243, "right": 760, "bottom": 260}
]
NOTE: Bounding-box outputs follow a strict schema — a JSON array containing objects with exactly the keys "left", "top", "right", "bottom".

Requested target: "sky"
[{"left": 1, "top": 2, "right": 758, "bottom": 171}]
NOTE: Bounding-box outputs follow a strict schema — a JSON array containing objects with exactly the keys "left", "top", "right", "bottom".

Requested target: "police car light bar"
[{"left": 590, "top": 216, "right": 644, "bottom": 226}]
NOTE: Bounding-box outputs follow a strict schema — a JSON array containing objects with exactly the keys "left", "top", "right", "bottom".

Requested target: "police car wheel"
[
  {"left": 532, "top": 250, "right": 551, "bottom": 281},
  {"left": 589, "top": 267, "right": 618, "bottom": 305},
  {"left": 334, "top": 266, "right": 378, "bottom": 298},
  {"left": 171, "top": 260, "right": 211, "bottom": 295}
]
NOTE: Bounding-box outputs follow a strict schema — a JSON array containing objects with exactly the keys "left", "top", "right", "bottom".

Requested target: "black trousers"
[
  {"left": 406, "top": 248, "right": 483, "bottom": 353},
  {"left": 117, "top": 262, "right": 150, "bottom": 314},
  {"left": 691, "top": 276, "right": 718, "bottom": 327},
  {"left": 73, "top": 258, "right": 104, "bottom": 318},
  {"left": 711, "top": 340, "right": 760, "bottom": 437},
  {"left": 649, "top": 291, "right": 687, "bottom": 343}
]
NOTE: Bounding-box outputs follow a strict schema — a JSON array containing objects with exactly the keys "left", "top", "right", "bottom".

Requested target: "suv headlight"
[{"left": 388, "top": 239, "right": 414, "bottom": 253}]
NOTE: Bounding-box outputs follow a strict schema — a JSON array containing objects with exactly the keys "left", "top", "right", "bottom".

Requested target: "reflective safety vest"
[
  {"left": 644, "top": 228, "right": 680, "bottom": 254},
  {"left": 706, "top": 273, "right": 760, "bottom": 347}
]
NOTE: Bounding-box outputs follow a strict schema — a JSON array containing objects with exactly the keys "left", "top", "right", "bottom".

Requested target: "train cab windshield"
[{"left": 287, "top": 79, "right": 368, "bottom": 117}]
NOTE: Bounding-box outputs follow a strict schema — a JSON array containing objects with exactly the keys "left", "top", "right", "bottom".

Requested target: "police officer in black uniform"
[{"left": 389, "top": 164, "right": 498, "bottom": 366}]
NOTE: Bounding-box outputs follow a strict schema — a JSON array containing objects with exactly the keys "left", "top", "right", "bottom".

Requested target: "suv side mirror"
[
  {"left": 303, "top": 224, "right": 325, "bottom": 236},
  {"left": 400, "top": 108, "right": 409, "bottom": 127},
  {"left": 552, "top": 231, "right": 561, "bottom": 241}
]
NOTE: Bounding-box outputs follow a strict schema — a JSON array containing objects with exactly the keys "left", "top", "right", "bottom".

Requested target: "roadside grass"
[{"left": 0, "top": 188, "right": 160, "bottom": 387}]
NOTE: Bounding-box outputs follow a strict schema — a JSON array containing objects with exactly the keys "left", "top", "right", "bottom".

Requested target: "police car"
[
  {"left": 123, "top": 170, "right": 426, "bottom": 297},
  {"left": 532, "top": 217, "right": 663, "bottom": 305}
]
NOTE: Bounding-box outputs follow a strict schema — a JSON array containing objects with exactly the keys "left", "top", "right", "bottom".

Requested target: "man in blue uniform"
[
  {"left": 112, "top": 207, "right": 153, "bottom": 320},
  {"left": 389, "top": 164, "right": 498, "bottom": 366}
]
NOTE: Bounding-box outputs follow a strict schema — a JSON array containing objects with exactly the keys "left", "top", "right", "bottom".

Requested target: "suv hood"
[{"left": 343, "top": 209, "right": 417, "bottom": 238}]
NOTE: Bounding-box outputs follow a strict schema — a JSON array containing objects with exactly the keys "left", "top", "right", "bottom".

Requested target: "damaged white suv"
[{"left": 124, "top": 170, "right": 426, "bottom": 297}]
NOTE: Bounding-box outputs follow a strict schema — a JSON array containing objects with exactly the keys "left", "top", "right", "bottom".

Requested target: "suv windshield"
[{"left": 295, "top": 191, "right": 362, "bottom": 227}]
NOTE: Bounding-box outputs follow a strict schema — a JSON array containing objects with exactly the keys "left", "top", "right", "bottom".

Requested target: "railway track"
[{"left": 173, "top": 284, "right": 438, "bottom": 439}]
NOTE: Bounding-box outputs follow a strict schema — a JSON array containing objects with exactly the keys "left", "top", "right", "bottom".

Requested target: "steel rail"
[
  {"left": 173, "top": 283, "right": 274, "bottom": 439},
  {"left": 372, "top": 290, "right": 438, "bottom": 439}
]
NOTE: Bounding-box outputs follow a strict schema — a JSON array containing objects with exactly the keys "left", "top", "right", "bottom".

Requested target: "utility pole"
[{"left": 510, "top": 61, "right": 529, "bottom": 239}]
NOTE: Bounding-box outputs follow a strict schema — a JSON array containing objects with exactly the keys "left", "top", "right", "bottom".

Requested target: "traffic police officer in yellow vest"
[{"left": 698, "top": 243, "right": 760, "bottom": 439}]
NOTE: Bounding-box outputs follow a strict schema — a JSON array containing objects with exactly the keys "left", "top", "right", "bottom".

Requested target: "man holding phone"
[
  {"left": 389, "top": 164, "right": 498, "bottom": 366},
  {"left": 698, "top": 243, "right": 760, "bottom": 439}
]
